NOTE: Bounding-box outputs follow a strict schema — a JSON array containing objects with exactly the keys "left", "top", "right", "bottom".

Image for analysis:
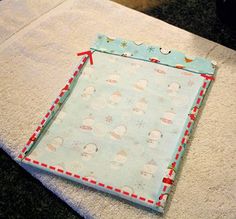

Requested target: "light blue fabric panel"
[
  {"left": 91, "top": 34, "right": 216, "bottom": 75},
  {"left": 27, "top": 51, "right": 205, "bottom": 211}
]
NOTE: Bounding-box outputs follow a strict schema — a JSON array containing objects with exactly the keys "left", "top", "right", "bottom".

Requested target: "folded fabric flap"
[{"left": 91, "top": 34, "right": 216, "bottom": 75}]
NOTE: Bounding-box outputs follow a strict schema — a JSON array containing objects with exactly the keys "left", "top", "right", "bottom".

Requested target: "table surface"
[{"left": 0, "top": 0, "right": 235, "bottom": 218}]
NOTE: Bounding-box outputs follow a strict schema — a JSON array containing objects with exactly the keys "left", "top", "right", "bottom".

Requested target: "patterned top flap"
[{"left": 91, "top": 34, "right": 216, "bottom": 75}]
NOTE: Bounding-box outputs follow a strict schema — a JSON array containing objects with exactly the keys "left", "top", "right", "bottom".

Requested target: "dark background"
[
  {"left": 145, "top": 0, "right": 236, "bottom": 50},
  {"left": 0, "top": 1, "right": 235, "bottom": 219}
]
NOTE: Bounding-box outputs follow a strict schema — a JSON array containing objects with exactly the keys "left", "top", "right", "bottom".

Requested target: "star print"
[
  {"left": 136, "top": 120, "right": 145, "bottom": 128},
  {"left": 147, "top": 47, "right": 155, "bottom": 52},
  {"left": 105, "top": 115, "right": 113, "bottom": 123},
  {"left": 137, "top": 183, "right": 144, "bottom": 190},
  {"left": 121, "top": 41, "right": 127, "bottom": 48},
  {"left": 71, "top": 141, "right": 81, "bottom": 150}
]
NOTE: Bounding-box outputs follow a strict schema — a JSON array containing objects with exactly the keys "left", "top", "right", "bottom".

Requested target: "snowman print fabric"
[{"left": 20, "top": 35, "right": 216, "bottom": 213}]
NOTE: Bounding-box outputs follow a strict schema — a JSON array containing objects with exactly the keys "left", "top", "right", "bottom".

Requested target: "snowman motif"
[
  {"left": 108, "top": 91, "right": 122, "bottom": 105},
  {"left": 160, "top": 48, "right": 171, "bottom": 55},
  {"left": 141, "top": 160, "right": 158, "bottom": 179},
  {"left": 110, "top": 150, "right": 127, "bottom": 169},
  {"left": 133, "top": 79, "right": 148, "bottom": 91},
  {"left": 110, "top": 125, "right": 127, "bottom": 140},
  {"left": 81, "top": 143, "right": 98, "bottom": 160},
  {"left": 133, "top": 41, "right": 143, "bottom": 46},
  {"left": 81, "top": 86, "right": 96, "bottom": 98},
  {"left": 106, "top": 74, "right": 120, "bottom": 85},
  {"left": 133, "top": 98, "right": 148, "bottom": 115},
  {"left": 147, "top": 130, "right": 163, "bottom": 148},
  {"left": 106, "top": 36, "right": 115, "bottom": 43},
  {"left": 167, "top": 82, "right": 181, "bottom": 96},
  {"left": 121, "top": 52, "right": 133, "bottom": 57},
  {"left": 160, "top": 111, "right": 176, "bottom": 125},
  {"left": 46, "top": 137, "right": 63, "bottom": 152},
  {"left": 80, "top": 116, "right": 94, "bottom": 131}
]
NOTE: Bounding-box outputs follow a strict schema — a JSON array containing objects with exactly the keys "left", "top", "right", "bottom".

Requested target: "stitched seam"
[
  {"left": 18, "top": 55, "right": 88, "bottom": 160},
  {"left": 17, "top": 53, "right": 157, "bottom": 207},
  {"left": 156, "top": 76, "right": 211, "bottom": 207},
  {"left": 23, "top": 157, "right": 156, "bottom": 206},
  {"left": 18, "top": 56, "right": 213, "bottom": 209}
]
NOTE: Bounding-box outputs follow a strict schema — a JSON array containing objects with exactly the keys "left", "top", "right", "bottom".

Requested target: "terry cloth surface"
[{"left": 0, "top": 0, "right": 236, "bottom": 218}]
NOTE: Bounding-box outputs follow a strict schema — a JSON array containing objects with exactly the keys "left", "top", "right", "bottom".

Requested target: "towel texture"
[{"left": 0, "top": 0, "right": 236, "bottom": 218}]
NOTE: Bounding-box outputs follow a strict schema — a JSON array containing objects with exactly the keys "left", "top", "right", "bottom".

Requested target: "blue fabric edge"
[{"left": 90, "top": 34, "right": 216, "bottom": 75}]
